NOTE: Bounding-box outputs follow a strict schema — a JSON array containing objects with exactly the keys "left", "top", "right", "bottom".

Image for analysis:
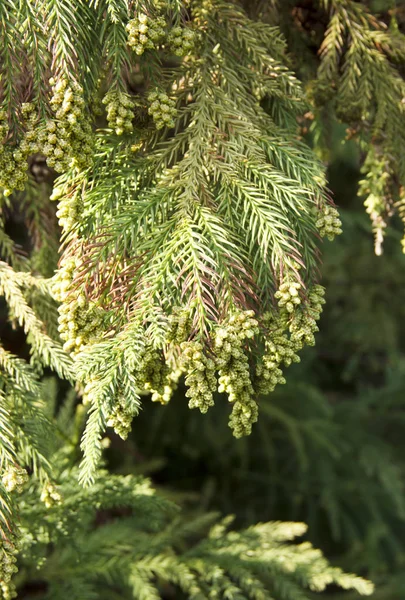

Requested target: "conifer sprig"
[
  {"left": 3, "top": 394, "right": 373, "bottom": 600},
  {"left": 315, "top": 0, "right": 405, "bottom": 252}
]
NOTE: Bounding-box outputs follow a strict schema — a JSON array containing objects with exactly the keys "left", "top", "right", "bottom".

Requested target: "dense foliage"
[{"left": 0, "top": 0, "right": 404, "bottom": 598}]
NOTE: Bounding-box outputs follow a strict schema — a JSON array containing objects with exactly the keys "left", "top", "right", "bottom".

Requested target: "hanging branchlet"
[
  {"left": 359, "top": 146, "right": 395, "bottom": 256},
  {"left": 315, "top": 0, "right": 405, "bottom": 248}
]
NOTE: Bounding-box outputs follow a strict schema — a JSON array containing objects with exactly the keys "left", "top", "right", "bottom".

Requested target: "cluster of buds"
[
  {"left": 51, "top": 185, "right": 81, "bottom": 232},
  {"left": 0, "top": 111, "right": 8, "bottom": 141},
  {"left": 289, "top": 285, "right": 326, "bottom": 349},
  {"left": 153, "top": 367, "right": 183, "bottom": 404},
  {"left": 38, "top": 119, "right": 68, "bottom": 172},
  {"left": 102, "top": 91, "right": 134, "bottom": 135},
  {"left": 0, "top": 111, "right": 14, "bottom": 196},
  {"left": 167, "top": 26, "right": 196, "bottom": 56},
  {"left": 255, "top": 315, "right": 298, "bottom": 394},
  {"left": 107, "top": 396, "right": 137, "bottom": 440},
  {"left": 108, "top": 349, "right": 180, "bottom": 438},
  {"left": 1, "top": 465, "right": 28, "bottom": 493},
  {"left": 256, "top": 354, "right": 286, "bottom": 395},
  {"left": 42, "top": 77, "right": 94, "bottom": 172},
  {"left": 256, "top": 286, "right": 325, "bottom": 394},
  {"left": 148, "top": 90, "right": 177, "bottom": 129},
  {"left": 145, "top": 368, "right": 182, "bottom": 404},
  {"left": 315, "top": 205, "right": 342, "bottom": 240},
  {"left": 228, "top": 397, "right": 259, "bottom": 440},
  {"left": 167, "top": 306, "right": 193, "bottom": 344},
  {"left": 53, "top": 257, "right": 104, "bottom": 354},
  {"left": 40, "top": 481, "right": 62, "bottom": 508},
  {"left": 181, "top": 341, "right": 217, "bottom": 414},
  {"left": 19, "top": 102, "right": 41, "bottom": 154},
  {"left": 49, "top": 77, "right": 83, "bottom": 123},
  {"left": 0, "top": 104, "right": 39, "bottom": 196},
  {"left": 126, "top": 13, "right": 166, "bottom": 55},
  {"left": 58, "top": 296, "right": 104, "bottom": 355},
  {"left": 214, "top": 310, "right": 259, "bottom": 438},
  {"left": 275, "top": 281, "right": 302, "bottom": 314},
  {"left": 143, "top": 352, "right": 180, "bottom": 405},
  {"left": 0, "top": 538, "right": 18, "bottom": 600}
]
